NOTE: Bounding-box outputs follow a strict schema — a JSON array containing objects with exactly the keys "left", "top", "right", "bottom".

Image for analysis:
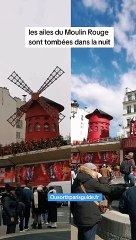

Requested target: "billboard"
[
  {"left": 0, "top": 167, "right": 15, "bottom": 183},
  {"left": 15, "top": 160, "right": 70, "bottom": 186}
]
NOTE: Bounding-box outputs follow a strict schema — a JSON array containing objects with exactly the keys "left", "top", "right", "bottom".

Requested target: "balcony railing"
[{"left": 72, "top": 137, "right": 122, "bottom": 146}]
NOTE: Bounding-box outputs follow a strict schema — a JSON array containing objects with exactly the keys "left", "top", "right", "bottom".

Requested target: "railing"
[{"left": 72, "top": 137, "right": 122, "bottom": 146}]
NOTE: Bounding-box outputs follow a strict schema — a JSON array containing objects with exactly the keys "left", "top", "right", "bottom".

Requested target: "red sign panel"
[
  {"left": 0, "top": 167, "right": 15, "bottom": 183},
  {"left": 121, "top": 137, "right": 136, "bottom": 149},
  {"left": 15, "top": 160, "right": 70, "bottom": 186}
]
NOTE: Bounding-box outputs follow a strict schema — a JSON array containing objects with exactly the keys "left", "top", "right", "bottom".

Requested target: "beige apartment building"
[
  {"left": 123, "top": 89, "right": 136, "bottom": 137},
  {"left": 0, "top": 87, "right": 26, "bottom": 145}
]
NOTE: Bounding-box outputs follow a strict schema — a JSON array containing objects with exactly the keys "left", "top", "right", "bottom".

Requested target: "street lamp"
[{"left": 71, "top": 100, "right": 79, "bottom": 118}]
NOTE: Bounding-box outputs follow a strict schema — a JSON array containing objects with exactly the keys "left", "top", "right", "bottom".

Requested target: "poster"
[
  {"left": 15, "top": 160, "right": 71, "bottom": 186},
  {"left": 0, "top": 167, "right": 15, "bottom": 183}
]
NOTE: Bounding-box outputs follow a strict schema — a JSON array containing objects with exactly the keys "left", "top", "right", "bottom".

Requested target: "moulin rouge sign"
[{"left": 121, "top": 137, "right": 136, "bottom": 149}]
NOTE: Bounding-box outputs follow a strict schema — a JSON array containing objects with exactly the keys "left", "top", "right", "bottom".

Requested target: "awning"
[
  {"left": 71, "top": 141, "right": 120, "bottom": 153},
  {"left": 0, "top": 145, "right": 71, "bottom": 166}
]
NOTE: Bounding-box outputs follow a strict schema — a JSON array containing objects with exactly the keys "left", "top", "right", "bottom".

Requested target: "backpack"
[{"left": 120, "top": 159, "right": 132, "bottom": 174}]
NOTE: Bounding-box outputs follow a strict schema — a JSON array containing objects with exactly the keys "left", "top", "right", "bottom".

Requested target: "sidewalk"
[{"left": 0, "top": 206, "right": 70, "bottom": 239}]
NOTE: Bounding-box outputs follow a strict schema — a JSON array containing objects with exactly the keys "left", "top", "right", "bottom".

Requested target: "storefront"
[
  {"left": 0, "top": 145, "right": 71, "bottom": 188},
  {"left": 71, "top": 141, "right": 122, "bottom": 176}
]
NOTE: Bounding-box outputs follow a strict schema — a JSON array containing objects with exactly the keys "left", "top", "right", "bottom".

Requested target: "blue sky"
[{"left": 71, "top": 0, "right": 136, "bottom": 136}]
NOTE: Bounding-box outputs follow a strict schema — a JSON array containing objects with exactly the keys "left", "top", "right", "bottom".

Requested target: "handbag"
[{"left": 80, "top": 183, "right": 109, "bottom": 214}]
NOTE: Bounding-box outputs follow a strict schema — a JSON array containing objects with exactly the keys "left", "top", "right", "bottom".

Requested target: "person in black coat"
[
  {"left": 47, "top": 186, "right": 57, "bottom": 228},
  {"left": 71, "top": 163, "right": 111, "bottom": 240},
  {"left": 119, "top": 186, "right": 136, "bottom": 240},
  {"left": 2, "top": 186, "right": 19, "bottom": 234},
  {"left": 22, "top": 183, "right": 33, "bottom": 230},
  {"left": 32, "top": 185, "right": 47, "bottom": 229},
  {"left": 15, "top": 183, "right": 25, "bottom": 232}
]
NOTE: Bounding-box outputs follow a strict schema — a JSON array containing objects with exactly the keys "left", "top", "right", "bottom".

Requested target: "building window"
[
  {"left": 128, "top": 95, "right": 132, "bottom": 101},
  {"left": 44, "top": 122, "right": 49, "bottom": 132},
  {"left": 127, "top": 119, "right": 130, "bottom": 127},
  {"left": 89, "top": 124, "right": 92, "bottom": 132},
  {"left": 44, "top": 116, "right": 49, "bottom": 120},
  {"left": 94, "top": 126, "right": 98, "bottom": 132},
  {"left": 28, "top": 123, "right": 32, "bottom": 132},
  {"left": 16, "top": 120, "right": 23, "bottom": 128},
  {"left": 16, "top": 132, "right": 20, "bottom": 139},
  {"left": 127, "top": 105, "right": 131, "bottom": 114},
  {"left": 35, "top": 123, "right": 40, "bottom": 132},
  {"left": 127, "top": 132, "right": 130, "bottom": 137},
  {"left": 100, "top": 126, "right": 104, "bottom": 131},
  {"left": 52, "top": 123, "right": 56, "bottom": 132},
  {"left": 134, "top": 105, "right": 136, "bottom": 113}
]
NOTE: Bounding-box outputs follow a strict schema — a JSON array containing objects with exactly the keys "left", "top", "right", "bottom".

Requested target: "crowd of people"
[{"left": 0, "top": 182, "right": 58, "bottom": 234}]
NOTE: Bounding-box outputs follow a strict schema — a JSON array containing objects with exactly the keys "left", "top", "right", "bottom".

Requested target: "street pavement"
[{"left": 0, "top": 206, "right": 70, "bottom": 239}]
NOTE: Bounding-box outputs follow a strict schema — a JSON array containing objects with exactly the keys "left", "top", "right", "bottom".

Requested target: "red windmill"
[{"left": 7, "top": 66, "right": 65, "bottom": 142}]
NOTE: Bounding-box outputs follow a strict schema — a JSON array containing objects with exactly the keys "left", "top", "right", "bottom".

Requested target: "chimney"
[{"left": 22, "top": 95, "right": 27, "bottom": 102}]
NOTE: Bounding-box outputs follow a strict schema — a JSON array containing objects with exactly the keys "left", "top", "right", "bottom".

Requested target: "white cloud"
[
  {"left": 112, "top": 60, "right": 119, "bottom": 70},
  {"left": 71, "top": 70, "right": 136, "bottom": 136},
  {"left": 82, "top": 0, "right": 107, "bottom": 13},
  {"left": 114, "top": 0, "right": 136, "bottom": 63}
]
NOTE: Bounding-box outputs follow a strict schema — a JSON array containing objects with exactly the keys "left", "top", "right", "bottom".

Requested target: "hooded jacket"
[{"left": 71, "top": 166, "right": 111, "bottom": 227}]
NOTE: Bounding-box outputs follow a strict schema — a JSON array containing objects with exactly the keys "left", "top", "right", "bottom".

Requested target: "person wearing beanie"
[
  {"left": 47, "top": 186, "right": 57, "bottom": 228},
  {"left": 32, "top": 185, "right": 46, "bottom": 229},
  {"left": 2, "top": 187, "right": 19, "bottom": 234},
  {"left": 71, "top": 162, "right": 111, "bottom": 240},
  {"left": 22, "top": 183, "right": 33, "bottom": 231}
]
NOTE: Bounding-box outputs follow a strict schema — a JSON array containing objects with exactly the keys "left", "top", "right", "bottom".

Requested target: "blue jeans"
[
  {"left": 124, "top": 174, "right": 135, "bottom": 187},
  {"left": 78, "top": 224, "right": 98, "bottom": 240}
]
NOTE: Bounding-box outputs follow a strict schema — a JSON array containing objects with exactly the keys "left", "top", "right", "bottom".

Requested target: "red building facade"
[{"left": 86, "top": 109, "right": 113, "bottom": 142}]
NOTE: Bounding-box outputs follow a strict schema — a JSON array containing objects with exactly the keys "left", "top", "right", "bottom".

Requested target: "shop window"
[
  {"left": 35, "top": 122, "right": 40, "bottom": 132},
  {"left": 28, "top": 123, "right": 32, "bottom": 132},
  {"left": 44, "top": 122, "right": 49, "bottom": 132}
]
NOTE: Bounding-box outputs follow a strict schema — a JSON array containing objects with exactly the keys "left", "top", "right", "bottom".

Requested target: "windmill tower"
[
  {"left": 7, "top": 66, "right": 65, "bottom": 142},
  {"left": 86, "top": 109, "right": 113, "bottom": 142}
]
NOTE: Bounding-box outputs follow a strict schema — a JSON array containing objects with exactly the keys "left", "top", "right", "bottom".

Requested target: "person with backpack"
[{"left": 120, "top": 152, "right": 136, "bottom": 187}]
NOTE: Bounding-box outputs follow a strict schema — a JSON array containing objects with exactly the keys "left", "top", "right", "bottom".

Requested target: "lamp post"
[{"left": 71, "top": 100, "right": 79, "bottom": 118}]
